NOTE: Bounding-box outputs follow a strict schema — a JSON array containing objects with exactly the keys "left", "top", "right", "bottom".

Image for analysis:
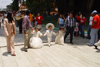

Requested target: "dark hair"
[
  {"left": 60, "top": 14, "right": 64, "bottom": 19},
  {"left": 59, "top": 27, "right": 64, "bottom": 30},
  {"left": 69, "top": 12, "right": 73, "bottom": 15},
  {"left": 26, "top": 10, "right": 30, "bottom": 15},
  {"left": 48, "top": 25, "right": 52, "bottom": 28},
  {"left": 7, "top": 12, "right": 13, "bottom": 23},
  {"left": 34, "top": 27, "right": 38, "bottom": 29},
  {"left": 38, "top": 13, "right": 41, "bottom": 15}
]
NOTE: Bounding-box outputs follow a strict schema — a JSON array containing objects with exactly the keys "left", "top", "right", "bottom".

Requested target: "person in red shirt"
[
  {"left": 89, "top": 10, "right": 100, "bottom": 49},
  {"left": 79, "top": 14, "right": 86, "bottom": 38},
  {"left": 36, "top": 13, "right": 44, "bottom": 30},
  {"left": 77, "top": 15, "right": 80, "bottom": 23}
]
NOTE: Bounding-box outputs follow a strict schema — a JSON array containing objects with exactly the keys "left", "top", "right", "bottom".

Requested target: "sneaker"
[{"left": 94, "top": 45, "right": 98, "bottom": 49}]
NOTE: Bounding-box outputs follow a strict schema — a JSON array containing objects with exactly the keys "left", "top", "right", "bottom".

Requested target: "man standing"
[
  {"left": 22, "top": 10, "right": 33, "bottom": 52},
  {"left": 89, "top": 10, "right": 100, "bottom": 47},
  {"left": 19, "top": 12, "right": 24, "bottom": 34},
  {"left": 87, "top": 13, "right": 94, "bottom": 39},
  {"left": 64, "top": 13, "right": 76, "bottom": 44}
]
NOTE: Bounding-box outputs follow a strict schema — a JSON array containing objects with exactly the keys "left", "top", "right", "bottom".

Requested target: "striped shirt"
[{"left": 64, "top": 17, "right": 76, "bottom": 28}]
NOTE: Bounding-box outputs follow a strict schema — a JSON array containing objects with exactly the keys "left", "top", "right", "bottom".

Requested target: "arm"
[
  {"left": 31, "top": 30, "right": 35, "bottom": 34},
  {"left": 27, "top": 16, "right": 33, "bottom": 29},
  {"left": 44, "top": 31, "right": 47, "bottom": 36},
  {"left": 91, "top": 21, "right": 97, "bottom": 28},
  {"left": 63, "top": 15, "right": 66, "bottom": 20},
  {"left": 91, "top": 17, "right": 97, "bottom": 28},
  {"left": 3, "top": 19, "right": 9, "bottom": 36},
  {"left": 53, "top": 31, "right": 56, "bottom": 36},
  {"left": 84, "top": 18, "right": 86, "bottom": 23},
  {"left": 57, "top": 18, "right": 59, "bottom": 27},
  {"left": 64, "top": 18, "right": 68, "bottom": 29},
  {"left": 41, "top": 16, "right": 44, "bottom": 20},
  {"left": 63, "top": 31, "right": 65, "bottom": 33},
  {"left": 13, "top": 22, "right": 16, "bottom": 35},
  {"left": 56, "top": 31, "right": 59, "bottom": 36},
  {"left": 0, "top": 19, "right": 2, "bottom": 23},
  {"left": 39, "top": 32, "right": 43, "bottom": 36},
  {"left": 22, "top": 17, "right": 27, "bottom": 33}
]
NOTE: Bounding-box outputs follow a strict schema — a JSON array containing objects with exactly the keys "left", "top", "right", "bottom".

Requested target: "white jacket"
[{"left": 44, "top": 30, "right": 56, "bottom": 37}]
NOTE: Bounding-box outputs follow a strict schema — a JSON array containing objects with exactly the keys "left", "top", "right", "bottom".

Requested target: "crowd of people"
[
  {"left": 0, "top": 10, "right": 100, "bottom": 56},
  {"left": 57, "top": 10, "right": 100, "bottom": 49}
]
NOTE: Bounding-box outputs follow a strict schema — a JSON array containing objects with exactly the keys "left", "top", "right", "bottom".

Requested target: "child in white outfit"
[
  {"left": 55, "top": 27, "right": 65, "bottom": 45},
  {"left": 74, "top": 22, "right": 79, "bottom": 37},
  {"left": 30, "top": 27, "right": 43, "bottom": 49},
  {"left": 44, "top": 23, "right": 56, "bottom": 47}
]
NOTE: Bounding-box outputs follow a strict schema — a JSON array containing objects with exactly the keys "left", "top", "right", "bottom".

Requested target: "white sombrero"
[{"left": 46, "top": 23, "right": 55, "bottom": 29}]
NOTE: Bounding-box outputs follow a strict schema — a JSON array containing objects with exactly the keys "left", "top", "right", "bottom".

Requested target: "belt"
[{"left": 67, "top": 26, "right": 74, "bottom": 28}]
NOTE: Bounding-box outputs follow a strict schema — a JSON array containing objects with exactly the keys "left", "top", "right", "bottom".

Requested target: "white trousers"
[
  {"left": 6, "top": 34, "right": 15, "bottom": 54},
  {"left": 47, "top": 37, "right": 52, "bottom": 46}
]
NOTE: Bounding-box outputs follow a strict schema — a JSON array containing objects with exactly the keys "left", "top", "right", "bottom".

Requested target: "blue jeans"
[
  {"left": 59, "top": 24, "right": 64, "bottom": 28},
  {"left": 87, "top": 25, "right": 91, "bottom": 38},
  {"left": 90, "top": 29, "right": 99, "bottom": 45},
  {"left": 80, "top": 25, "right": 85, "bottom": 38}
]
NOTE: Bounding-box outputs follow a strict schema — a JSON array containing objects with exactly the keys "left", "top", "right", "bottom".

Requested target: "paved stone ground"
[{"left": 0, "top": 24, "right": 100, "bottom": 67}]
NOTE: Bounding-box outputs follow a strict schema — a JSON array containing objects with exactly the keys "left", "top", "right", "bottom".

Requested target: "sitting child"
[
  {"left": 30, "top": 27, "right": 43, "bottom": 49},
  {"left": 55, "top": 27, "right": 65, "bottom": 45},
  {"left": 44, "top": 23, "right": 56, "bottom": 47}
]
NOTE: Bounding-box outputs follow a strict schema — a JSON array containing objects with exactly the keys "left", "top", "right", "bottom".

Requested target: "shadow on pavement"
[
  {"left": 2, "top": 52, "right": 11, "bottom": 56},
  {"left": 96, "top": 49, "right": 100, "bottom": 53}
]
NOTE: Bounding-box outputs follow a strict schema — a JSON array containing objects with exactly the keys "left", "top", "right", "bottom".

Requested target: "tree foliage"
[
  {"left": 26, "top": 0, "right": 53, "bottom": 14},
  {"left": 12, "top": 0, "right": 19, "bottom": 11},
  {"left": 11, "top": 0, "right": 100, "bottom": 16},
  {"left": 56, "top": 0, "right": 100, "bottom": 16}
]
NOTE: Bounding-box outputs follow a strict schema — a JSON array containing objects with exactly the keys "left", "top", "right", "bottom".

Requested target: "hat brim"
[{"left": 46, "top": 23, "right": 55, "bottom": 29}]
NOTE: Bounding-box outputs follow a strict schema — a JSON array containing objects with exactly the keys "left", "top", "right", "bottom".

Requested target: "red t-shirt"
[
  {"left": 77, "top": 16, "right": 80, "bottom": 22},
  {"left": 92, "top": 15, "right": 100, "bottom": 29},
  {"left": 36, "top": 16, "right": 44, "bottom": 25},
  {"left": 80, "top": 18, "right": 86, "bottom": 25}
]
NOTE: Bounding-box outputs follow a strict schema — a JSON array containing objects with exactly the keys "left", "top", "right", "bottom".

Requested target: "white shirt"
[
  {"left": 76, "top": 22, "right": 79, "bottom": 27},
  {"left": 89, "top": 16, "right": 93, "bottom": 25},
  {"left": 32, "top": 30, "right": 43, "bottom": 37},
  {"left": 44, "top": 30, "right": 56, "bottom": 37}
]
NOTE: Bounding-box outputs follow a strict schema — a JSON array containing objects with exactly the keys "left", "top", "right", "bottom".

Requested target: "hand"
[
  {"left": 42, "top": 35, "right": 44, "bottom": 37},
  {"left": 24, "top": 31, "right": 26, "bottom": 34},
  {"left": 56, "top": 34, "right": 58, "bottom": 36},
  {"left": 7, "top": 36, "right": 9, "bottom": 37},
  {"left": 31, "top": 28, "right": 33, "bottom": 30},
  {"left": 13, "top": 32, "right": 15, "bottom": 34}
]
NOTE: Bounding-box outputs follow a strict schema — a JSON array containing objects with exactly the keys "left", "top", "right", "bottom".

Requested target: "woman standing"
[
  {"left": 3, "top": 12, "right": 16, "bottom": 56},
  {"left": 79, "top": 14, "right": 86, "bottom": 38},
  {"left": 36, "top": 13, "right": 44, "bottom": 30},
  {"left": 57, "top": 14, "right": 65, "bottom": 28}
]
